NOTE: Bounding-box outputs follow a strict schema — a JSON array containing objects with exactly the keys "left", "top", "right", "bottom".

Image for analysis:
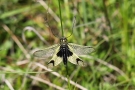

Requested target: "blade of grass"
[{"left": 58, "top": 0, "right": 64, "bottom": 37}]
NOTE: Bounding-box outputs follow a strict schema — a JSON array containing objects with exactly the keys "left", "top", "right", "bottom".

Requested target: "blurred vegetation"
[{"left": 0, "top": 0, "right": 135, "bottom": 90}]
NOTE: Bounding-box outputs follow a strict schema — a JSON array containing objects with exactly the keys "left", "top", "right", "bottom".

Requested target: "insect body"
[{"left": 34, "top": 37, "right": 94, "bottom": 67}]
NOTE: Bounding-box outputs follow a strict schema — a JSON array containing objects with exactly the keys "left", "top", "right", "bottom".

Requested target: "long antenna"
[
  {"left": 44, "top": 0, "right": 60, "bottom": 38},
  {"left": 66, "top": 16, "right": 76, "bottom": 38},
  {"left": 58, "top": 0, "right": 64, "bottom": 37},
  {"left": 67, "top": 1, "right": 77, "bottom": 38},
  {"left": 46, "top": 21, "right": 60, "bottom": 38}
]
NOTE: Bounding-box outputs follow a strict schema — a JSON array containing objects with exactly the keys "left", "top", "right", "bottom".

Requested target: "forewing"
[
  {"left": 68, "top": 43, "right": 95, "bottom": 56},
  {"left": 48, "top": 46, "right": 62, "bottom": 67},
  {"left": 33, "top": 44, "right": 59, "bottom": 58}
]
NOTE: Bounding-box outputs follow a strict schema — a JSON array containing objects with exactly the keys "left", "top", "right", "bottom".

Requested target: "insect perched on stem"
[
  {"left": 33, "top": 37, "right": 95, "bottom": 67},
  {"left": 33, "top": 0, "right": 95, "bottom": 74}
]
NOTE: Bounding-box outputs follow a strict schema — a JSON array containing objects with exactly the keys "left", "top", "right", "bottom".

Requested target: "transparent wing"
[
  {"left": 68, "top": 43, "right": 95, "bottom": 56},
  {"left": 33, "top": 44, "right": 59, "bottom": 58}
]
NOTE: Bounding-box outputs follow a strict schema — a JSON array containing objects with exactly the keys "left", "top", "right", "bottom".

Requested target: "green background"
[{"left": 0, "top": 0, "right": 135, "bottom": 90}]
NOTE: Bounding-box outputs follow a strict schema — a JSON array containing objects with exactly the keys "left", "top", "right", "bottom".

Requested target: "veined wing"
[
  {"left": 68, "top": 45, "right": 84, "bottom": 66},
  {"left": 68, "top": 43, "right": 95, "bottom": 56},
  {"left": 68, "top": 53, "right": 84, "bottom": 66},
  {"left": 33, "top": 44, "right": 59, "bottom": 58},
  {"left": 47, "top": 46, "right": 62, "bottom": 67}
]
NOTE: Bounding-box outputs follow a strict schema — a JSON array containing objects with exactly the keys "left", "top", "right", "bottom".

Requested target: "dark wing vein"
[
  {"left": 68, "top": 43, "right": 95, "bottom": 56},
  {"left": 33, "top": 44, "right": 59, "bottom": 58}
]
